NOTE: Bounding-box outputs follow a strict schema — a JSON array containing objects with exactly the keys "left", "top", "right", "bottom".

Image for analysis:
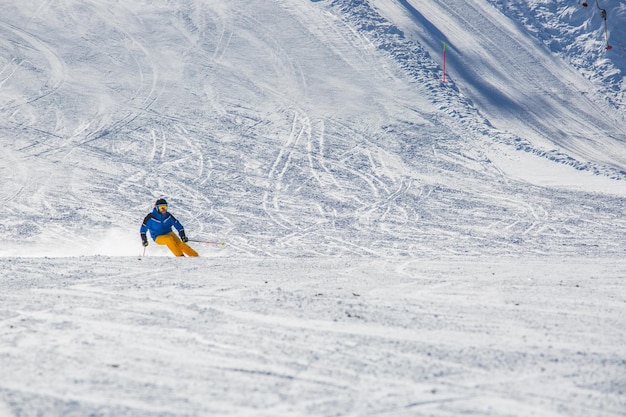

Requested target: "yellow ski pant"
[{"left": 155, "top": 232, "right": 198, "bottom": 257}]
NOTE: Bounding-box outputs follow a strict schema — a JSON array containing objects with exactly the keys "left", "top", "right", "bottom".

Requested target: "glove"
[
  {"left": 141, "top": 234, "right": 148, "bottom": 247},
  {"left": 179, "top": 230, "right": 188, "bottom": 243}
]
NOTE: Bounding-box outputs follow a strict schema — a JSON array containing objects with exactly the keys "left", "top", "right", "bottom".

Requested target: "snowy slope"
[
  {"left": 1, "top": 255, "right": 625, "bottom": 417},
  {"left": 2, "top": 0, "right": 626, "bottom": 257},
  {"left": 0, "top": 0, "right": 625, "bottom": 416},
  {"left": 374, "top": 0, "right": 626, "bottom": 176}
]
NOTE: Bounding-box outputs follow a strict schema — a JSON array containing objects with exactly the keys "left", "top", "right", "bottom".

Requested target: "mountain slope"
[
  {"left": 0, "top": 0, "right": 625, "bottom": 258},
  {"left": 373, "top": 0, "right": 626, "bottom": 174},
  {"left": 1, "top": 2, "right": 626, "bottom": 416}
]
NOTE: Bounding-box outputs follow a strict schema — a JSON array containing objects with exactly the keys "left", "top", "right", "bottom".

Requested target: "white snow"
[{"left": 1, "top": 0, "right": 625, "bottom": 416}]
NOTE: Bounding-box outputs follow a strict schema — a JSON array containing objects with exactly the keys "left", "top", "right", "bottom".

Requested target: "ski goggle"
[{"left": 157, "top": 204, "right": 168, "bottom": 211}]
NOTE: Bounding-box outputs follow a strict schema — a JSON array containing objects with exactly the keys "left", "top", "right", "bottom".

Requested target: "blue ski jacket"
[{"left": 140, "top": 208, "right": 185, "bottom": 241}]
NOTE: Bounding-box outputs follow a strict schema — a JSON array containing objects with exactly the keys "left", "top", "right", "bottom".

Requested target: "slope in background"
[
  {"left": 0, "top": 0, "right": 625, "bottom": 258},
  {"left": 1, "top": 2, "right": 625, "bottom": 417},
  {"left": 374, "top": 0, "right": 626, "bottom": 176}
]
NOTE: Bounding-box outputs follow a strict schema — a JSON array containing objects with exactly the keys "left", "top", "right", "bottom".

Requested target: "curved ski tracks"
[{"left": 2, "top": 256, "right": 624, "bottom": 416}]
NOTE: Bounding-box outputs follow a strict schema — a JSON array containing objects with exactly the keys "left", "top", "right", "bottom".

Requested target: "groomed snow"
[
  {"left": 2, "top": 256, "right": 625, "bottom": 416},
  {"left": 0, "top": 0, "right": 625, "bottom": 416}
]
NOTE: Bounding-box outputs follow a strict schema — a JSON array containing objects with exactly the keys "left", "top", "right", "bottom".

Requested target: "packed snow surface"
[{"left": 0, "top": 0, "right": 625, "bottom": 416}]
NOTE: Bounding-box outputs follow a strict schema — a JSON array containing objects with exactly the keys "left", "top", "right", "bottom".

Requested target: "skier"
[{"left": 140, "top": 198, "right": 199, "bottom": 257}]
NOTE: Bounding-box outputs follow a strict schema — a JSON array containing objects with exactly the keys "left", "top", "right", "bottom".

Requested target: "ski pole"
[
  {"left": 138, "top": 245, "right": 147, "bottom": 260},
  {"left": 188, "top": 239, "right": 225, "bottom": 246}
]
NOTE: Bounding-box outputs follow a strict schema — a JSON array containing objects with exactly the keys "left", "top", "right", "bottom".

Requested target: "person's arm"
[
  {"left": 170, "top": 214, "right": 188, "bottom": 242},
  {"left": 140, "top": 214, "right": 152, "bottom": 246}
]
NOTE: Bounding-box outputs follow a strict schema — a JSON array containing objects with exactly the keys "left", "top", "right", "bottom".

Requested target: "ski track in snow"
[
  {"left": 0, "top": 0, "right": 626, "bottom": 416},
  {"left": 1, "top": 257, "right": 625, "bottom": 417}
]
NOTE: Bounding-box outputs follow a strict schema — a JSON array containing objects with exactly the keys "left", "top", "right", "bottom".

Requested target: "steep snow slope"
[
  {"left": 1, "top": 1, "right": 626, "bottom": 417},
  {"left": 1, "top": 0, "right": 626, "bottom": 257},
  {"left": 373, "top": 0, "right": 626, "bottom": 177}
]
